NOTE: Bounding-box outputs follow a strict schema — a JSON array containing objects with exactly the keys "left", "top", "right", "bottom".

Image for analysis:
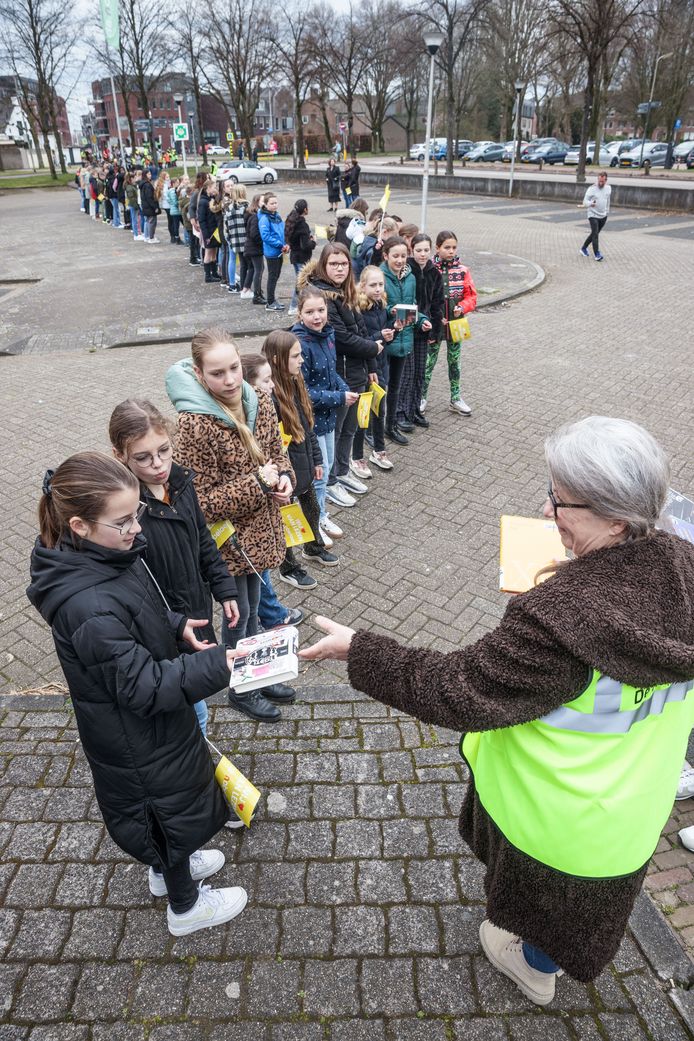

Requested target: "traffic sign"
[
  {"left": 226, "top": 130, "right": 234, "bottom": 141},
  {"left": 637, "top": 101, "right": 662, "bottom": 114},
  {"left": 173, "top": 123, "right": 189, "bottom": 141},
  {"left": 674, "top": 118, "right": 682, "bottom": 129}
]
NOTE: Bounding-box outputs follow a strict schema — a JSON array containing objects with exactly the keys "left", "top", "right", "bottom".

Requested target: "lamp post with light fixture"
[{"left": 421, "top": 30, "right": 445, "bottom": 231}]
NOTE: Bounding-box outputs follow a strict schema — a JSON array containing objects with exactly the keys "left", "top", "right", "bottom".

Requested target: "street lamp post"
[
  {"left": 421, "top": 30, "right": 445, "bottom": 232},
  {"left": 639, "top": 51, "right": 673, "bottom": 168},
  {"left": 173, "top": 93, "right": 188, "bottom": 176},
  {"left": 508, "top": 80, "right": 524, "bottom": 198}
]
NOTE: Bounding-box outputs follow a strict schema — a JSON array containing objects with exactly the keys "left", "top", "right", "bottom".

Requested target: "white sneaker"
[
  {"left": 167, "top": 884, "right": 247, "bottom": 936},
  {"left": 419, "top": 398, "right": 427, "bottom": 412},
  {"left": 135, "top": 235, "right": 146, "bottom": 241},
  {"left": 148, "top": 848, "right": 225, "bottom": 897},
  {"left": 679, "top": 825, "right": 694, "bottom": 851},
  {"left": 321, "top": 515, "right": 344, "bottom": 538},
  {"left": 240, "top": 288, "right": 253, "bottom": 298},
  {"left": 479, "top": 920, "right": 556, "bottom": 1006},
  {"left": 676, "top": 765, "right": 694, "bottom": 800},
  {"left": 326, "top": 484, "right": 356, "bottom": 508},
  {"left": 318, "top": 527, "right": 334, "bottom": 549},
  {"left": 337, "top": 473, "right": 368, "bottom": 495},
  {"left": 449, "top": 398, "right": 472, "bottom": 416},
  {"left": 149, "top": 237, "right": 160, "bottom": 244},
  {"left": 369, "top": 450, "right": 394, "bottom": 471},
  {"left": 350, "top": 458, "right": 372, "bottom": 480},
  {"left": 224, "top": 814, "right": 245, "bottom": 830},
  {"left": 287, "top": 306, "right": 298, "bottom": 316}
]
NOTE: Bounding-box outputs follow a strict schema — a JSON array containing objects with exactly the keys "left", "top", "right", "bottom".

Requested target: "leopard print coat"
[{"left": 174, "top": 392, "right": 295, "bottom": 576}]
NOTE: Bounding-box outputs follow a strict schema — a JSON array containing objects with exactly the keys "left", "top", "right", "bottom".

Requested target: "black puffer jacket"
[
  {"left": 360, "top": 300, "right": 392, "bottom": 384},
  {"left": 299, "top": 262, "right": 379, "bottom": 390},
  {"left": 243, "top": 210, "right": 263, "bottom": 258},
  {"left": 26, "top": 536, "right": 229, "bottom": 868},
  {"left": 140, "top": 463, "right": 237, "bottom": 645},
  {"left": 140, "top": 179, "right": 158, "bottom": 218},
  {"left": 409, "top": 257, "right": 444, "bottom": 343},
  {"left": 272, "top": 392, "right": 322, "bottom": 497},
  {"left": 197, "top": 189, "right": 216, "bottom": 246},
  {"left": 287, "top": 214, "right": 315, "bottom": 265}
]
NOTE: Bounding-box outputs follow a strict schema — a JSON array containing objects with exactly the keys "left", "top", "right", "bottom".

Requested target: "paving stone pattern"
[{"left": 0, "top": 187, "right": 693, "bottom": 1037}]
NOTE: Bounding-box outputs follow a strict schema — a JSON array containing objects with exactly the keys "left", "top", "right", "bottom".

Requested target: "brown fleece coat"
[
  {"left": 175, "top": 393, "right": 295, "bottom": 576},
  {"left": 347, "top": 531, "right": 694, "bottom": 981}
]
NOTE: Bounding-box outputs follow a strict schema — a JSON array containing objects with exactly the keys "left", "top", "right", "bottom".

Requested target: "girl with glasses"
[{"left": 27, "top": 452, "right": 247, "bottom": 937}]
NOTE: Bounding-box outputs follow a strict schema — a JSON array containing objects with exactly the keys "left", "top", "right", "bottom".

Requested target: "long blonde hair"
[{"left": 190, "top": 327, "right": 265, "bottom": 466}]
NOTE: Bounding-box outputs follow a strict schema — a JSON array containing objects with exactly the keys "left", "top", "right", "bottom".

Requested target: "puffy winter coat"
[
  {"left": 272, "top": 391, "right": 322, "bottom": 497},
  {"left": 166, "top": 360, "right": 295, "bottom": 575},
  {"left": 326, "top": 164, "right": 341, "bottom": 203},
  {"left": 409, "top": 258, "right": 444, "bottom": 344},
  {"left": 197, "top": 189, "right": 216, "bottom": 246},
  {"left": 139, "top": 462, "right": 237, "bottom": 645},
  {"left": 125, "top": 183, "right": 139, "bottom": 210},
  {"left": 258, "top": 208, "right": 285, "bottom": 258},
  {"left": 359, "top": 300, "right": 392, "bottom": 384},
  {"left": 293, "top": 321, "right": 349, "bottom": 436},
  {"left": 26, "top": 537, "right": 229, "bottom": 868},
  {"left": 243, "top": 210, "right": 263, "bottom": 258},
  {"left": 334, "top": 208, "right": 353, "bottom": 247},
  {"left": 166, "top": 187, "right": 180, "bottom": 215},
  {"left": 380, "top": 263, "right": 429, "bottom": 358},
  {"left": 433, "top": 252, "right": 478, "bottom": 340},
  {"left": 299, "top": 261, "right": 379, "bottom": 390},
  {"left": 139, "top": 179, "right": 158, "bottom": 218},
  {"left": 287, "top": 214, "right": 315, "bottom": 265}
]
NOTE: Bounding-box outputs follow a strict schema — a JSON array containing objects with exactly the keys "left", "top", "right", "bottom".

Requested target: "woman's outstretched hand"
[{"left": 298, "top": 615, "right": 356, "bottom": 662}]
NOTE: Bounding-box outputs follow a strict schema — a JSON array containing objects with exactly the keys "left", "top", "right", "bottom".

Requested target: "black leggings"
[
  {"left": 223, "top": 573, "right": 261, "bottom": 648},
  {"left": 582, "top": 216, "right": 607, "bottom": 256},
  {"left": 385, "top": 355, "right": 406, "bottom": 431},
  {"left": 152, "top": 859, "right": 198, "bottom": 914},
  {"left": 265, "top": 256, "right": 283, "bottom": 304},
  {"left": 247, "top": 255, "right": 264, "bottom": 297}
]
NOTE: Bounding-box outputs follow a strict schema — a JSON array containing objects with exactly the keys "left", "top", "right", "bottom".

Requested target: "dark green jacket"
[{"left": 380, "top": 264, "right": 428, "bottom": 358}]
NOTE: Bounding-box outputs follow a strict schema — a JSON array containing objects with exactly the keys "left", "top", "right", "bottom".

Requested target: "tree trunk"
[
  {"left": 193, "top": 79, "right": 207, "bottom": 166},
  {"left": 576, "top": 67, "right": 593, "bottom": 184},
  {"left": 318, "top": 93, "right": 332, "bottom": 152},
  {"left": 295, "top": 87, "right": 305, "bottom": 169},
  {"left": 48, "top": 94, "right": 67, "bottom": 173},
  {"left": 446, "top": 38, "right": 455, "bottom": 176}
]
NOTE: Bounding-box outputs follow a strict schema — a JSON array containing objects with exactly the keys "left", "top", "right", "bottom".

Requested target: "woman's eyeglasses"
[
  {"left": 95, "top": 502, "right": 147, "bottom": 537},
  {"left": 547, "top": 486, "right": 590, "bottom": 521}
]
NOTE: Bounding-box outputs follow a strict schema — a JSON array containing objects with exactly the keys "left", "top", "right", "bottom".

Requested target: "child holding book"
[
  {"left": 421, "top": 229, "right": 477, "bottom": 417},
  {"left": 397, "top": 232, "right": 444, "bottom": 431},
  {"left": 380, "top": 236, "right": 431, "bottom": 445},
  {"left": 292, "top": 287, "right": 358, "bottom": 542},
  {"left": 27, "top": 452, "right": 247, "bottom": 936},
  {"left": 166, "top": 328, "right": 297, "bottom": 724},
  {"left": 263, "top": 329, "right": 340, "bottom": 575},
  {"left": 353, "top": 266, "right": 397, "bottom": 473}
]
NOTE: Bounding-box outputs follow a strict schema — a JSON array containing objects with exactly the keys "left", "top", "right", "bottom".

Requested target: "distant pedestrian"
[
  {"left": 326, "top": 158, "right": 341, "bottom": 213},
  {"left": 579, "top": 172, "right": 611, "bottom": 262},
  {"left": 333, "top": 140, "right": 341, "bottom": 162}
]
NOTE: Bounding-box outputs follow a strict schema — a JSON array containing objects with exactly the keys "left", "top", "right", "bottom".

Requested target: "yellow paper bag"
[
  {"left": 278, "top": 422, "right": 292, "bottom": 451},
  {"left": 314, "top": 224, "right": 328, "bottom": 240},
  {"left": 357, "top": 391, "right": 374, "bottom": 428},
  {"left": 281, "top": 502, "right": 315, "bottom": 547},
  {"left": 209, "top": 519, "right": 236, "bottom": 549},
  {"left": 213, "top": 752, "right": 260, "bottom": 827},
  {"left": 370, "top": 382, "right": 386, "bottom": 416},
  {"left": 448, "top": 316, "right": 471, "bottom": 342}
]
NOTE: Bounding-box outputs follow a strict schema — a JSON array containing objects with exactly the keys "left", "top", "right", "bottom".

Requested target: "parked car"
[
  {"left": 619, "top": 141, "right": 670, "bottom": 168},
  {"left": 520, "top": 137, "right": 561, "bottom": 157},
  {"left": 673, "top": 140, "right": 694, "bottom": 163},
  {"left": 563, "top": 142, "right": 612, "bottom": 166},
  {"left": 411, "top": 138, "right": 447, "bottom": 161},
  {"left": 204, "top": 145, "right": 232, "bottom": 156},
  {"left": 409, "top": 142, "right": 427, "bottom": 160},
  {"left": 217, "top": 159, "right": 278, "bottom": 184},
  {"left": 687, "top": 148, "right": 694, "bottom": 169},
  {"left": 522, "top": 142, "right": 569, "bottom": 165},
  {"left": 466, "top": 142, "right": 505, "bottom": 162},
  {"left": 434, "top": 139, "right": 475, "bottom": 159}
]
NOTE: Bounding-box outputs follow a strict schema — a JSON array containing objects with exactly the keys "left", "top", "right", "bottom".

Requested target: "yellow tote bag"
[
  {"left": 281, "top": 502, "right": 315, "bottom": 547},
  {"left": 448, "top": 316, "right": 471, "bottom": 342},
  {"left": 207, "top": 740, "right": 260, "bottom": 828},
  {"left": 357, "top": 391, "right": 374, "bottom": 428},
  {"left": 370, "top": 382, "right": 386, "bottom": 416},
  {"left": 209, "top": 520, "right": 236, "bottom": 549}
]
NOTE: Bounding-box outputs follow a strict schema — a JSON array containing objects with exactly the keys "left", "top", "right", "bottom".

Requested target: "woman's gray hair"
[{"left": 545, "top": 416, "right": 670, "bottom": 539}]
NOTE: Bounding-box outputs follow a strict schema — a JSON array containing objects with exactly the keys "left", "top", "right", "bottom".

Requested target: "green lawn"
[{"left": 0, "top": 171, "right": 76, "bottom": 189}]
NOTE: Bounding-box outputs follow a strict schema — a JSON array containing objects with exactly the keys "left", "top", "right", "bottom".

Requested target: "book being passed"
[
  {"left": 499, "top": 516, "right": 568, "bottom": 594},
  {"left": 230, "top": 626, "right": 299, "bottom": 693}
]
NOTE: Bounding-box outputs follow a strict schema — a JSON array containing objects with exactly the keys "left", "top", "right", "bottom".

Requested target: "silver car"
[
  {"left": 619, "top": 142, "right": 669, "bottom": 168},
  {"left": 217, "top": 160, "right": 278, "bottom": 184}
]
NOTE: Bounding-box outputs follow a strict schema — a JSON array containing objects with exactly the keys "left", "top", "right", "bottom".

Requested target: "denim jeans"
[
  {"left": 523, "top": 942, "right": 559, "bottom": 974},
  {"left": 315, "top": 430, "right": 335, "bottom": 521},
  {"left": 194, "top": 699, "right": 208, "bottom": 736},
  {"left": 111, "top": 201, "right": 121, "bottom": 227},
  {"left": 79, "top": 188, "right": 86, "bottom": 210},
  {"left": 258, "top": 570, "right": 288, "bottom": 629},
  {"left": 291, "top": 261, "right": 305, "bottom": 308},
  {"left": 228, "top": 250, "right": 237, "bottom": 286},
  {"left": 129, "top": 206, "right": 140, "bottom": 237}
]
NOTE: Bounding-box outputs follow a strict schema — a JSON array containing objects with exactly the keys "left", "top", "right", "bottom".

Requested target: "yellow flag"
[{"left": 378, "top": 184, "right": 391, "bottom": 211}]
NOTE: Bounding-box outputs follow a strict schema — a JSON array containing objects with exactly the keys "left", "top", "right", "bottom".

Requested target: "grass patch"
[{"left": 0, "top": 171, "right": 75, "bottom": 189}]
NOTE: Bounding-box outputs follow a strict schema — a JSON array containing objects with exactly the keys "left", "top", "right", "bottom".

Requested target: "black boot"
[
  {"left": 413, "top": 410, "right": 430, "bottom": 428},
  {"left": 398, "top": 419, "right": 415, "bottom": 433},
  {"left": 252, "top": 294, "right": 267, "bottom": 305},
  {"left": 228, "top": 688, "right": 282, "bottom": 722},
  {"left": 263, "top": 683, "right": 297, "bottom": 704},
  {"left": 386, "top": 425, "right": 409, "bottom": 445}
]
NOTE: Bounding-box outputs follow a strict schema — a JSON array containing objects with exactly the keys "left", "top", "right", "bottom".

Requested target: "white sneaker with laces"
[
  {"left": 350, "top": 458, "right": 372, "bottom": 480},
  {"left": 676, "top": 765, "right": 694, "bottom": 800},
  {"left": 449, "top": 398, "right": 472, "bottom": 416},
  {"left": 321, "top": 515, "right": 344, "bottom": 538},
  {"left": 419, "top": 397, "right": 427, "bottom": 412},
  {"left": 338, "top": 473, "right": 368, "bottom": 495},
  {"left": 679, "top": 825, "right": 694, "bottom": 851},
  {"left": 369, "top": 450, "right": 394, "bottom": 471},
  {"left": 318, "top": 527, "right": 334, "bottom": 549},
  {"left": 148, "top": 848, "right": 225, "bottom": 897},
  {"left": 479, "top": 920, "right": 556, "bottom": 1006},
  {"left": 326, "top": 484, "right": 356, "bottom": 508},
  {"left": 287, "top": 306, "right": 298, "bottom": 316},
  {"left": 167, "top": 884, "right": 247, "bottom": 936}
]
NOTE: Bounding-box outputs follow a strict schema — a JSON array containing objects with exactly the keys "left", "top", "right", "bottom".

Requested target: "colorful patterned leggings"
[{"left": 422, "top": 338, "right": 461, "bottom": 402}]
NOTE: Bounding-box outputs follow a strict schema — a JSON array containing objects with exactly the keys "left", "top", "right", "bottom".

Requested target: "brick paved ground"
[{"left": 1, "top": 187, "right": 694, "bottom": 1038}]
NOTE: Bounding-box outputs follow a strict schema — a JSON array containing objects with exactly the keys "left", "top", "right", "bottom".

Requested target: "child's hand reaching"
[
  {"left": 421, "top": 319, "right": 432, "bottom": 332},
  {"left": 382, "top": 327, "right": 395, "bottom": 342},
  {"left": 345, "top": 391, "right": 360, "bottom": 406}
]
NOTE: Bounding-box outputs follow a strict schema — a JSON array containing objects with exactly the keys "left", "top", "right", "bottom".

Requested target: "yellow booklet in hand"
[
  {"left": 357, "top": 391, "right": 374, "bottom": 428},
  {"left": 209, "top": 519, "right": 236, "bottom": 549},
  {"left": 281, "top": 502, "right": 314, "bottom": 547},
  {"left": 370, "top": 382, "right": 386, "bottom": 416},
  {"left": 278, "top": 422, "right": 292, "bottom": 451},
  {"left": 499, "top": 515, "right": 567, "bottom": 594},
  {"left": 314, "top": 224, "right": 328, "bottom": 240}
]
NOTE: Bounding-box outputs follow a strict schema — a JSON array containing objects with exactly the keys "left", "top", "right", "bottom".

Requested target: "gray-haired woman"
[{"left": 299, "top": 416, "right": 694, "bottom": 1004}]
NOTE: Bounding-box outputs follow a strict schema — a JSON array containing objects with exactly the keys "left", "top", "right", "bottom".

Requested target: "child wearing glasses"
[
  {"left": 108, "top": 398, "right": 240, "bottom": 739},
  {"left": 27, "top": 452, "right": 248, "bottom": 937}
]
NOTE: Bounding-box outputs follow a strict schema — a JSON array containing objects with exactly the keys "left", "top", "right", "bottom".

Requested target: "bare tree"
[
  {"left": 206, "top": 0, "right": 274, "bottom": 156},
  {"left": 398, "top": 43, "right": 429, "bottom": 150},
  {"left": 275, "top": 1, "right": 315, "bottom": 168},
  {"left": 0, "top": 0, "right": 77, "bottom": 176},
  {"left": 550, "top": 0, "right": 644, "bottom": 180},
  {"left": 359, "top": 0, "right": 406, "bottom": 152},
  {"left": 92, "top": 38, "right": 138, "bottom": 151},
  {"left": 482, "top": 0, "right": 548, "bottom": 142},
  {"left": 312, "top": 1, "right": 373, "bottom": 156},
  {"left": 120, "top": 0, "right": 172, "bottom": 160},
  {"left": 171, "top": 6, "right": 209, "bottom": 166}
]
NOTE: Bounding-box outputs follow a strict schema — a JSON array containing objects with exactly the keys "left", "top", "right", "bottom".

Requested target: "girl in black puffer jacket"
[
  {"left": 262, "top": 331, "right": 338, "bottom": 582},
  {"left": 27, "top": 452, "right": 248, "bottom": 937},
  {"left": 243, "top": 192, "right": 266, "bottom": 304}
]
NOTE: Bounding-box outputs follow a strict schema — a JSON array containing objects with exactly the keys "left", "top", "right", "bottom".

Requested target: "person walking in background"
[
  {"left": 326, "top": 159, "right": 341, "bottom": 214},
  {"left": 580, "top": 172, "right": 611, "bottom": 262}
]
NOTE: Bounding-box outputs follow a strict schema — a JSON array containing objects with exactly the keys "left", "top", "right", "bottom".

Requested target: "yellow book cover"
[
  {"left": 281, "top": 503, "right": 315, "bottom": 547},
  {"left": 499, "top": 516, "right": 567, "bottom": 594},
  {"left": 357, "top": 391, "right": 374, "bottom": 428},
  {"left": 278, "top": 422, "right": 292, "bottom": 451},
  {"left": 370, "top": 382, "right": 386, "bottom": 416},
  {"left": 209, "top": 519, "right": 236, "bottom": 549}
]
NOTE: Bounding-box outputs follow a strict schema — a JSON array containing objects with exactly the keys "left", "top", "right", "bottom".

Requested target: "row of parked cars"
[{"left": 409, "top": 136, "right": 694, "bottom": 169}]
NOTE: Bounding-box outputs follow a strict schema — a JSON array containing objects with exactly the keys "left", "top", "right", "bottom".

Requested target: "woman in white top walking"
[{"left": 580, "top": 172, "right": 611, "bottom": 262}]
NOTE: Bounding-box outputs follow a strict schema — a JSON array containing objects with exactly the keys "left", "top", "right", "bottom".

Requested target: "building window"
[{"left": 302, "top": 115, "right": 309, "bottom": 125}]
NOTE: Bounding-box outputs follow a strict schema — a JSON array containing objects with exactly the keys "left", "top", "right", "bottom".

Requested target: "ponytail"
[{"left": 38, "top": 452, "right": 138, "bottom": 549}]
